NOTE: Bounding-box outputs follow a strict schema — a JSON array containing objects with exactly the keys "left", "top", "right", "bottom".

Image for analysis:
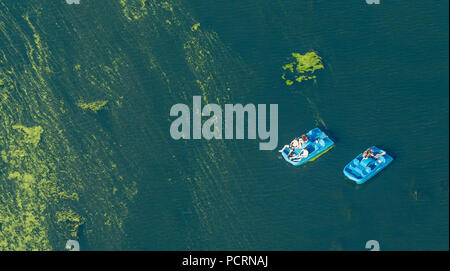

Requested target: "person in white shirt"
[{"left": 279, "top": 137, "right": 300, "bottom": 157}]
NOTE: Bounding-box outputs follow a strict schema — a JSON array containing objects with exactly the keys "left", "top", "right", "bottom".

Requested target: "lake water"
[{"left": 0, "top": 0, "right": 448, "bottom": 250}]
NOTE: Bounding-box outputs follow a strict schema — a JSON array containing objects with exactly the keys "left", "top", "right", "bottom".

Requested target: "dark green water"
[{"left": 0, "top": 0, "right": 448, "bottom": 250}]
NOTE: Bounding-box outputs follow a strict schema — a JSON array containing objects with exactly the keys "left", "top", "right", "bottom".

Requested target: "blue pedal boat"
[
  {"left": 343, "top": 146, "right": 393, "bottom": 184},
  {"left": 281, "top": 128, "right": 335, "bottom": 166}
]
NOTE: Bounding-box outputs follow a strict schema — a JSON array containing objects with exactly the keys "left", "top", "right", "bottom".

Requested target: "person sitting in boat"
[
  {"left": 290, "top": 148, "right": 309, "bottom": 162},
  {"left": 363, "top": 149, "right": 386, "bottom": 163},
  {"left": 362, "top": 149, "right": 374, "bottom": 159},
  {"left": 279, "top": 137, "right": 300, "bottom": 157},
  {"left": 298, "top": 134, "right": 309, "bottom": 148}
]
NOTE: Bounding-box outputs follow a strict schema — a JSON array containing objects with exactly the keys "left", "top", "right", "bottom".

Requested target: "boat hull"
[
  {"left": 343, "top": 146, "right": 393, "bottom": 184},
  {"left": 281, "top": 128, "right": 335, "bottom": 166}
]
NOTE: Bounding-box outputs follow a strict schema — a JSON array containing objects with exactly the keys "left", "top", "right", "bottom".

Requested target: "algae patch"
[
  {"left": 120, "top": 0, "right": 149, "bottom": 21},
  {"left": 282, "top": 51, "right": 324, "bottom": 85},
  {"left": 77, "top": 100, "right": 108, "bottom": 112},
  {"left": 12, "top": 125, "right": 43, "bottom": 147},
  {"left": 56, "top": 210, "right": 84, "bottom": 239},
  {"left": 0, "top": 0, "right": 138, "bottom": 250},
  {"left": 191, "top": 23, "right": 200, "bottom": 31}
]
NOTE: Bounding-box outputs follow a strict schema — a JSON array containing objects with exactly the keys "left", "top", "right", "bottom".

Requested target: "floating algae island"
[
  {"left": 77, "top": 100, "right": 108, "bottom": 112},
  {"left": 282, "top": 51, "right": 324, "bottom": 85}
]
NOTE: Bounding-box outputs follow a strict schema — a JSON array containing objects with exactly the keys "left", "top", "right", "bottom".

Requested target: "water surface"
[{"left": 0, "top": 0, "right": 448, "bottom": 250}]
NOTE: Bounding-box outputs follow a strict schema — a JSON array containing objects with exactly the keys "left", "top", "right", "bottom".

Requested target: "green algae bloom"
[
  {"left": 56, "top": 210, "right": 84, "bottom": 238},
  {"left": 0, "top": 0, "right": 250, "bottom": 251},
  {"left": 120, "top": 0, "right": 149, "bottom": 21},
  {"left": 282, "top": 51, "right": 324, "bottom": 85},
  {"left": 191, "top": 23, "right": 200, "bottom": 31},
  {"left": 12, "top": 125, "right": 44, "bottom": 147},
  {"left": 77, "top": 100, "right": 109, "bottom": 112}
]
